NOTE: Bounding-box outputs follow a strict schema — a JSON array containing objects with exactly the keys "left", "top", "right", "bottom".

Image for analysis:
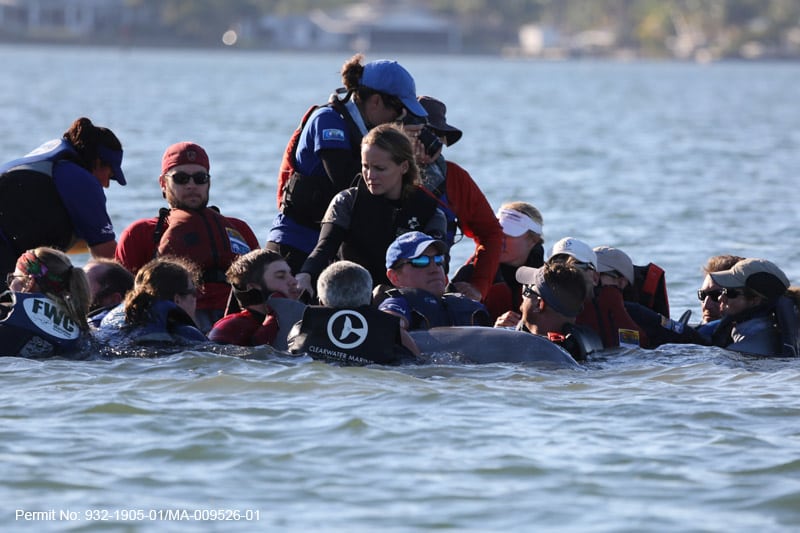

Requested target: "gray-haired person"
[{"left": 288, "top": 261, "right": 418, "bottom": 365}]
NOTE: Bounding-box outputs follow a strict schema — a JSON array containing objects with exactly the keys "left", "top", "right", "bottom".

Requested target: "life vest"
[
  {"left": 97, "top": 300, "right": 206, "bottom": 350},
  {"left": 340, "top": 181, "right": 441, "bottom": 286},
  {"left": 710, "top": 296, "right": 800, "bottom": 357},
  {"left": 288, "top": 305, "right": 412, "bottom": 366},
  {"left": 0, "top": 140, "right": 80, "bottom": 262},
  {"left": 546, "top": 323, "right": 604, "bottom": 362},
  {"left": 476, "top": 245, "right": 545, "bottom": 321},
  {"left": 580, "top": 286, "right": 648, "bottom": 348},
  {"left": 155, "top": 207, "right": 252, "bottom": 285},
  {"left": 278, "top": 99, "right": 363, "bottom": 227},
  {"left": 385, "top": 288, "right": 490, "bottom": 330},
  {"left": 0, "top": 290, "right": 82, "bottom": 358},
  {"left": 629, "top": 263, "right": 670, "bottom": 317}
]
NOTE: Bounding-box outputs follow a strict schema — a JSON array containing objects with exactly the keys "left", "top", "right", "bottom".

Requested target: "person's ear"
[{"left": 386, "top": 268, "right": 400, "bottom": 286}]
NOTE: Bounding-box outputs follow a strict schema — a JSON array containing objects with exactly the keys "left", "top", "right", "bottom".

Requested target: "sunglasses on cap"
[
  {"left": 697, "top": 289, "right": 723, "bottom": 302},
  {"left": 572, "top": 261, "right": 596, "bottom": 272},
  {"left": 398, "top": 254, "right": 445, "bottom": 269},
  {"left": 168, "top": 171, "right": 210, "bottom": 185},
  {"left": 522, "top": 285, "right": 540, "bottom": 300}
]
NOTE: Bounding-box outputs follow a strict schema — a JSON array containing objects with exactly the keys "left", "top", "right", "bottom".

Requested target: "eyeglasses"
[
  {"left": 721, "top": 287, "right": 745, "bottom": 299},
  {"left": 522, "top": 285, "right": 540, "bottom": 300},
  {"left": 399, "top": 254, "right": 445, "bottom": 269},
  {"left": 697, "top": 289, "right": 723, "bottom": 302},
  {"left": 5, "top": 273, "right": 26, "bottom": 287},
  {"left": 601, "top": 270, "right": 623, "bottom": 279},
  {"left": 572, "top": 261, "right": 596, "bottom": 272},
  {"left": 168, "top": 171, "right": 210, "bottom": 185}
]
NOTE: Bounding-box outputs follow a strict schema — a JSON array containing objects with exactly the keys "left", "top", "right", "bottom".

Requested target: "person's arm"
[
  {"left": 89, "top": 240, "right": 117, "bottom": 260},
  {"left": 319, "top": 149, "right": 361, "bottom": 192},
  {"left": 444, "top": 162, "right": 503, "bottom": 299}
]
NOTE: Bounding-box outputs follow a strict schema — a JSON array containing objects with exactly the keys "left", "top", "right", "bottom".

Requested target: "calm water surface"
[{"left": 1, "top": 45, "right": 799, "bottom": 532}]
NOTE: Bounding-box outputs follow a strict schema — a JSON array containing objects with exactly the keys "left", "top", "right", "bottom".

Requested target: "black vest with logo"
[
  {"left": 340, "top": 181, "right": 439, "bottom": 287},
  {"left": 288, "top": 305, "right": 411, "bottom": 365},
  {"left": 385, "top": 288, "right": 491, "bottom": 330}
]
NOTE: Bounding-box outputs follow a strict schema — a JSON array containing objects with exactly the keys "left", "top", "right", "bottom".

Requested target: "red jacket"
[
  {"left": 116, "top": 208, "right": 260, "bottom": 312},
  {"left": 439, "top": 161, "right": 502, "bottom": 299},
  {"left": 577, "top": 286, "right": 650, "bottom": 348},
  {"left": 208, "top": 308, "right": 279, "bottom": 347}
]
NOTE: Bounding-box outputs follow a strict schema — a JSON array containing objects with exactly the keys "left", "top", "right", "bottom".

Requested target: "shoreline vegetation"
[{"left": 0, "top": 0, "right": 799, "bottom": 62}]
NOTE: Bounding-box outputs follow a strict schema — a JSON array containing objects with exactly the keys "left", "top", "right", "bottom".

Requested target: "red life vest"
[
  {"left": 276, "top": 104, "right": 320, "bottom": 209},
  {"left": 158, "top": 208, "right": 251, "bottom": 284}
]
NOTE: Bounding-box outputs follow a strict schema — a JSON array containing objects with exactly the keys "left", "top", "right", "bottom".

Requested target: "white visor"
[{"left": 497, "top": 208, "right": 542, "bottom": 237}]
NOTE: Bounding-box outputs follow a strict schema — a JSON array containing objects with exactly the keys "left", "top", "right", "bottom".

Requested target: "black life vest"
[
  {"left": 340, "top": 181, "right": 441, "bottom": 286},
  {"left": 385, "top": 287, "right": 490, "bottom": 330},
  {"left": 0, "top": 160, "right": 74, "bottom": 267},
  {"left": 288, "top": 305, "right": 412, "bottom": 365},
  {"left": 278, "top": 98, "right": 363, "bottom": 227}
]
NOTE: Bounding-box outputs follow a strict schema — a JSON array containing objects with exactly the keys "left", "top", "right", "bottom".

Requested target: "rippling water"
[{"left": 2, "top": 45, "right": 800, "bottom": 531}]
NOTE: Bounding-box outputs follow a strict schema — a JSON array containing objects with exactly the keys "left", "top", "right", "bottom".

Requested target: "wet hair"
[
  {"left": 16, "top": 247, "right": 90, "bottom": 331},
  {"left": 361, "top": 123, "right": 420, "bottom": 197},
  {"left": 317, "top": 261, "right": 373, "bottom": 308},
  {"left": 702, "top": 255, "right": 745, "bottom": 274},
  {"left": 542, "top": 263, "right": 587, "bottom": 317},
  {"left": 62, "top": 117, "right": 122, "bottom": 170},
  {"left": 225, "top": 249, "right": 286, "bottom": 291},
  {"left": 124, "top": 256, "right": 201, "bottom": 326},
  {"left": 84, "top": 258, "right": 134, "bottom": 311},
  {"left": 501, "top": 200, "right": 544, "bottom": 241}
]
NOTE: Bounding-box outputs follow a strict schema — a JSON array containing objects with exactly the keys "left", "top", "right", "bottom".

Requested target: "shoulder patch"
[{"left": 322, "top": 128, "right": 346, "bottom": 142}]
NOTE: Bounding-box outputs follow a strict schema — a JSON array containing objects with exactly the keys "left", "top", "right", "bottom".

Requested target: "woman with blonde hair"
[
  {"left": 1, "top": 246, "right": 91, "bottom": 357},
  {"left": 295, "top": 123, "right": 446, "bottom": 295},
  {"left": 453, "top": 201, "right": 545, "bottom": 321}
]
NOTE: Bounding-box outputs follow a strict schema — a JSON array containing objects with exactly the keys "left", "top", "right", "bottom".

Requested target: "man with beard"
[{"left": 115, "top": 142, "right": 259, "bottom": 332}]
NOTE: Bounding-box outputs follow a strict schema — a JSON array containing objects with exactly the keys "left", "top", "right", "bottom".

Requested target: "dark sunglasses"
[
  {"left": 601, "top": 270, "right": 623, "bottom": 279},
  {"left": 697, "top": 289, "right": 723, "bottom": 302},
  {"left": 572, "top": 261, "right": 596, "bottom": 272},
  {"left": 721, "top": 287, "right": 745, "bottom": 299},
  {"left": 400, "top": 254, "right": 445, "bottom": 269},
  {"left": 522, "top": 285, "right": 540, "bottom": 299},
  {"left": 168, "top": 171, "right": 210, "bottom": 185}
]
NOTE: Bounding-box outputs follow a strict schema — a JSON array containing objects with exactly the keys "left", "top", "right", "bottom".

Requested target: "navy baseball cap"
[
  {"left": 386, "top": 231, "right": 447, "bottom": 270},
  {"left": 97, "top": 143, "right": 125, "bottom": 185},
  {"left": 361, "top": 60, "right": 427, "bottom": 118}
]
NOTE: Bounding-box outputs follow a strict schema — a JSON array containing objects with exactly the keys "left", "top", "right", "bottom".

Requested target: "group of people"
[{"left": 1, "top": 54, "right": 798, "bottom": 363}]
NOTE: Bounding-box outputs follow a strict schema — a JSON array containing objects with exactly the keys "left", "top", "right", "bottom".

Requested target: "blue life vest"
[
  {"left": 384, "top": 288, "right": 490, "bottom": 330},
  {"left": 97, "top": 300, "right": 207, "bottom": 353},
  {"left": 0, "top": 290, "right": 84, "bottom": 358}
]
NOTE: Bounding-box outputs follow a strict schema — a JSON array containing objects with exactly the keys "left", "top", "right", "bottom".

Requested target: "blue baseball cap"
[
  {"left": 386, "top": 231, "right": 447, "bottom": 270},
  {"left": 361, "top": 60, "right": 427, "bottom": 118},
  {"left": 97, "top": 143, "right": 125, "bottom": 186}
]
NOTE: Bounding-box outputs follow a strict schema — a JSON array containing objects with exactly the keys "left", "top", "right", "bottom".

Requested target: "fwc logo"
[
  {"left": 23, "top": 297, "right": 79, "bottom": 340},
  {"left": 326, "top": 310, "right": 369, "bottom": 349}
]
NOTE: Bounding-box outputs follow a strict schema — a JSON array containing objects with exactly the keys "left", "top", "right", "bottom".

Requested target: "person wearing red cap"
[
  {"left": 269, "top": 54, "right": 427, "bottom": 274},
  {"left": 115, "top": 142, "right": 259, "bottom": 332},
  {"left": 408, "top": 95, "right": 503, "bottom": 303},
  {"left": 0, "top": 117, "right": 125, "bottom": 283}
]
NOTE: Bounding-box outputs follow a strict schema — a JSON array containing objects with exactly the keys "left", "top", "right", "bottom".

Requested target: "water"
[{"left": 2, "top": 45, "right": 800, "bottom": 532}]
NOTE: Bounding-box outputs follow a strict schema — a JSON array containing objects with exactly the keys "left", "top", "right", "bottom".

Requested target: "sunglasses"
[
  {"left": 572, "top": 261, "right": 596, "bottom": 272},
  {"left": 168, "top": 171, "right": 210, "bottom": 185},
  {"left": 721, "top": 287, "right": 745, "bottom": 299},
  {"left": 399, "top": 254, "right": 445, "bottom": 269},
  {"left": 697, "top": 289, "right": 723, "bottom": 302},
  {"left": 5, "top": 273, "right": 26, "bottom": 286},
  {"left": 601, "top": 270, "right": 623, "bottom": 279},
  {"left": 522, "top": 285, "right": 540, "bottom": 300}
]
